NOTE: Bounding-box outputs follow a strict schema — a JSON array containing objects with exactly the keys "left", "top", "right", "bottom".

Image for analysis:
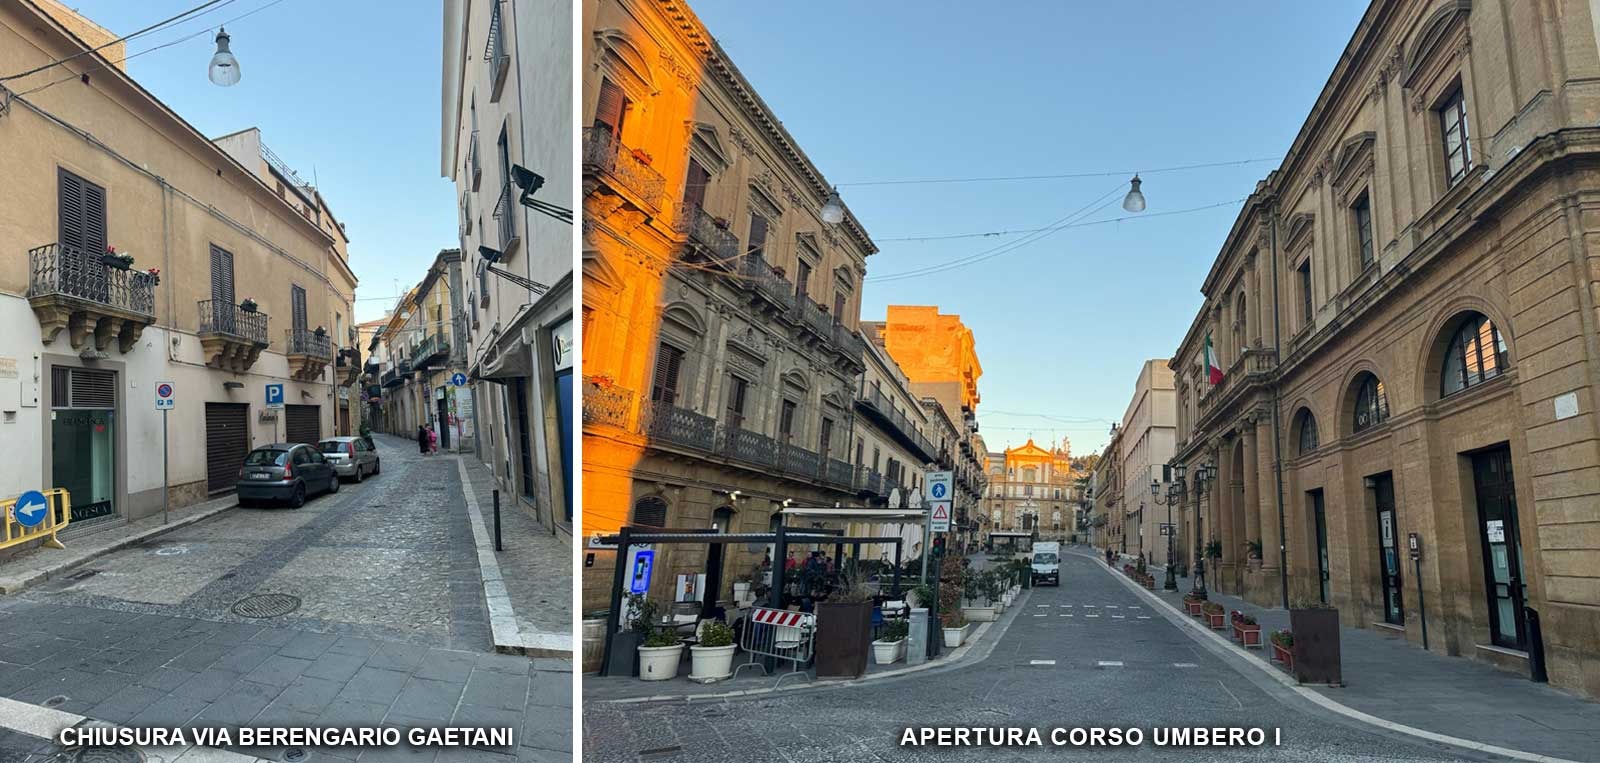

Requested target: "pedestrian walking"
[
  {"left": 427, "top": 424, "right": 439, "bottom": 454},
  {"left": 417, "top": 423, "right": 429, "bottom": 455}
]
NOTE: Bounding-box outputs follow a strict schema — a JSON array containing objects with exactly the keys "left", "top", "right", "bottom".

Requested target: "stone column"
[
  {"left": 1242, "top": 421, "right": 1262, "bottom": 560},
  {"left": 1256, "top": 414, "right": 1281, "bottom": 582}
]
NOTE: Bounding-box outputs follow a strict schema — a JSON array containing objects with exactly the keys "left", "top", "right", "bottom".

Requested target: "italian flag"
[{"left": 1205, "top": 332, "right": 1224, "bottom": 385}]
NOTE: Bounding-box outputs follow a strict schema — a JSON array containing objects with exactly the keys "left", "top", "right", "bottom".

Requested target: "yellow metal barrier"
[{"left": 0, "top": 489, "right": 70, "bottom": 551}]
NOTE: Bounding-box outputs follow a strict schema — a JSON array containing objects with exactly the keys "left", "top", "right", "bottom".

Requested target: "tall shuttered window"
[
  {"left": 650, "top": 344, "right": 685, "bottom": 405},
  {"left": 58, "top": 169, "right": 107, "bottom": 258},
  {"left": 291, "top": 284, "right": 308, "bottom": 331},
  {"left": 725, "top": 374, "right": 748, "bottom": 429},
  {"left": 778, "top": 399, "right": 797, "bottom": 443},
  {"left": 684, "top": 158, "right": 709, "bottom": 210},
  {"left": 1440, "top": 88, "right": 1471, "bottom": 187},
  {"left": 747, "top": 212, "right": 768, "bottom": 257},
  {"left": 594, "top": 79, "right": 626, "bottom": 137},
  {"left": 1353, "top": 193, "right": 1374, "bottom": 268}
]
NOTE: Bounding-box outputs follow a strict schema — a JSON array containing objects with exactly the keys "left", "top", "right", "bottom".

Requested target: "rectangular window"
[
  {"left": 834, "top": 291, "right": 847, "bottom": 321},
  {"left": 59, "top": 168, "right": 108, "bottom": 257},
  {"left": 594, "top": 78, "right": 627, "bottom": 138},
  {"left": 290, "top": 284, "right": 308, "bottom": 331},
  {"left": 1440, "top": 88, "right": 1471, "bottom": 187},
  {"left": 795, "top": 259, "right": 812, "bottom": 299},
  {"left": 650, "top": 344, "right": 685, "bottom": 405},
  {"left": 820, "top": 417, "right": 834, "bottom": 457},
  {"left": 1353, "top": 194, "right": 1374, "bottom": 267},
  {"left": 1298, "top": 258, "right": 1313, "bottom": 329},
  {"left": 747, "top": 212, "right": 769, "bottom": 257},
  {"left": 684, "top": 158, "right": 709, "bottom": 210},
  {"left": 725, "top": 374, "right": 748, "bottom": 429},
  {"left": 779, "top": 399, "right": 798, "bottom": 443}
]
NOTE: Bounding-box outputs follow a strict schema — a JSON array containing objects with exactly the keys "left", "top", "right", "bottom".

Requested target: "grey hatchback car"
[
  {"left": 236, "top": 443, "right": 340, "bottom": 508},
  {"left": 319, "top": 437, "right": 380, "bottom": 481}
]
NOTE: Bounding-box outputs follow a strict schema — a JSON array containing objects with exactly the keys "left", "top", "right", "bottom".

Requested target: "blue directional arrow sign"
[
  {"left": 12, "top": 490, "right": 48, "bottom": 529},
  {"left": 450, "top": 372, "right": 468, "bottom": 387}
]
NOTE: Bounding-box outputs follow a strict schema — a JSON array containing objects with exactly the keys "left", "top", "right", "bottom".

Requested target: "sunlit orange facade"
[{"left": 580, "top": 0, "right": 878, "bottom": 612}]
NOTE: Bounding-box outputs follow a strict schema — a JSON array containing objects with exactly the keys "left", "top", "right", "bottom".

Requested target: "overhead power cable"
[
  {"left": 1, "top": 0, "right": 236, "bottom": 82},
  {"left": 837, "top": 157, "right": 1279, "bottom": 188}
]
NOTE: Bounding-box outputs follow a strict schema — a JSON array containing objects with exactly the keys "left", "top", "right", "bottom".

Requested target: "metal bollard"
[
  {"left": 493, "top": 489, "right": 503, "bottom": 552},
  {"left": 1525, "top": 607, "right": 1548, "bottom": 683}
]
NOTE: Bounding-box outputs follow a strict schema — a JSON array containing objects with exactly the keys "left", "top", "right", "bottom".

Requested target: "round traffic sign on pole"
[{"left": 12, "top": 490, "right": 49, "bottom": 528}]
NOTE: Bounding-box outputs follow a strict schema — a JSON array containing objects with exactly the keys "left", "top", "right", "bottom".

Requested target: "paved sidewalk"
[
  {"left": 457, "top": 456, "right": 572, "bottom": 656},
  {"left": 1081, "top": 549, "right": 1600, "bottom": 762},
  {"left": 0, "top": 493, "right": 239, "bottom": 595}
]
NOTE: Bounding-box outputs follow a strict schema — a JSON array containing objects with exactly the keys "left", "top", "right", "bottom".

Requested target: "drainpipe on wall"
[{"left": 1268, "top": 201, "right": 1290, "bottom": 610}]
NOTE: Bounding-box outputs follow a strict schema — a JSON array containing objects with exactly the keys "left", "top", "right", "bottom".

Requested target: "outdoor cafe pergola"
[{"left": 595, "top": 507, "right": 929, "bottom": 677}]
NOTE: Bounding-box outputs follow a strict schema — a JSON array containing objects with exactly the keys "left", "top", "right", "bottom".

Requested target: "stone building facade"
[
  {"left": 0, "top": 1, "right": 356, "bottom": 524},
  {"left": 981, "top": 439, "right": 1079, "bottom": 545},
  {"left": 1117, "top": 360, "right": 1177, "bottom": 566},
  {"left": 1171, "top": 0, "right": 1600, "bottom": 697},
  {"left": 579, "top": 0, "right": 878, "bottom": 611}
]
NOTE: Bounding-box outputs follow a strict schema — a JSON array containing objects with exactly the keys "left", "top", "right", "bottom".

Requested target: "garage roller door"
[
  {"left": 205, "top": 402, "right": 249, "bottom": 493},
  {"left": 285, "top": 404, "right": 321, "bottom": 445}
]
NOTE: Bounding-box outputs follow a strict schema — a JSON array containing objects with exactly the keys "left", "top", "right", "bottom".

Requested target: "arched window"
[
  {"left": 632, "top": 496, "right": 668, "bottom": 528},
  {"left": 1296, "top": 409, "right": 1319, "bottom": 454},
  {"left": 1352, "top": 374, "right": 1390, "bottom": 433},
  {"left": 1441, "top": 313, "right": 1508, "bottom": 397}
]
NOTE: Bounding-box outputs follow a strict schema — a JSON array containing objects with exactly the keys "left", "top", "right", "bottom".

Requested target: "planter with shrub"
[
  {"left": 1202, "top": 601, "right": 1226, "bottom": 630},
  {"left": 1270, "top": 629, "right": 1294, "bottom": 672},
  {"left": 1231, "top": 611, "right": 1261, "bottom": 648},
  {"left": 872, "top": 619, "right": 909, "bottom": 665},
  {"left": 688, "top": 620, "right": 737, "bottom": 683}
]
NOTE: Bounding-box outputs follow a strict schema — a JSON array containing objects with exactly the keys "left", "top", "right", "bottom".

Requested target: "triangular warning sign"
[{"left": 932, "top": 504, "right": 949, "bottom": 520}]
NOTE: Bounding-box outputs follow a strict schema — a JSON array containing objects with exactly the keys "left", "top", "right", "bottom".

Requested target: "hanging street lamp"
[{"left": 208, "top": 27, "right": 240, "bottom": 87}]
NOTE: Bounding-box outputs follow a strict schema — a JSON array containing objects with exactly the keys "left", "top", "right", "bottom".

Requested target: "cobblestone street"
[{"left": 0, "top": 437, "right": 571, "bottom": 762}]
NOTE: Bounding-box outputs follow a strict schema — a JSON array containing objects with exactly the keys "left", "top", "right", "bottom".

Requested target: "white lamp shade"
[{"left": 209, "top": 28, "right": 240, "bottom": 87}]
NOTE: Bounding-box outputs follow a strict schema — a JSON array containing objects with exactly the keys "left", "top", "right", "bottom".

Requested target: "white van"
[{"left": 1032, "top": 541, "right": 1061, "bottom": 586}]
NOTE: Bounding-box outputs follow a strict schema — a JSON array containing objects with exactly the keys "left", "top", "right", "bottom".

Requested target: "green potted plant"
[
  {"left": 732, "top": 572, "right": 754, "bottom": 603},
  {"left": 101, "top": 246, "right": 134, "bottom": 269},
  {"left": 239, "top": 297, "right": 259, "bottom": 313},
  {"left": 940, "top": 607, "right": 968, "bottom": 648},
  {"left": 1231, "top": 611, "right": 1262, "bottom": 647},
  {"left": 814, "top": 561, "right": 873, "bottom": 679},
  {"left": 960, "top": 570, "right": 997, "bottom": 623},
  {"left": 1202, "top": 601, "right": 1226, "bottom": 630},
  {"left": 1204, "top": 540, "right": 1223, "bottom": 560},
  {"left": 872, "top": 619, "right": 909, "bottom": 665},
  {"left": 1183, "top": 591, "right": 1207, "bottom": 616},
  {"left": 630, "top": 596, "right": 683, "bottom": 681},
  {"left": 688, "top": 620, "right": 736, "bottom": 683},
  {"left": 1270, "top": 629, "right": 1294, "bottom": 670}
]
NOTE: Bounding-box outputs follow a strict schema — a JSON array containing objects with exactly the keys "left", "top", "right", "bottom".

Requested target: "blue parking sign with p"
[{"left": 265, "top": 383, "right": 284, "bottom": 409}]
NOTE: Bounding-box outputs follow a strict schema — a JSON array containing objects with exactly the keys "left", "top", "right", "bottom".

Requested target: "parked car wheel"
[
  {"left": 327, "top": 475, "right": 340, "bottom": 494},
  {"left": 372, "top": 459, "right": 380, "bottom": 475},
  {"left": 288, "top": 484, "right": 306, "bottom": 509},
  {"left": 353, "top": 464, "right": 364, "bottom": 483}
]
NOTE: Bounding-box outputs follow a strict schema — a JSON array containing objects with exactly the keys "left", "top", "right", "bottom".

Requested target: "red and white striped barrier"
[{"left": 750, "top": 608, "right": 813, "bottom": 628}]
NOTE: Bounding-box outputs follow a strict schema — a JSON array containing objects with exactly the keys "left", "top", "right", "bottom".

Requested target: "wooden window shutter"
[
  {"left": 210, "top": 245, "right": 235, "bottom": 306},
  {"left": 684, "top": 158, "right": 708, "bottom": 210},
  {"left": 747, "top": 213, "right": 768, "bottom": 256},
  {"left": 58, "top": 169, "right": 106, "bottom": 258},
  {"left": 291, "top": 285, "right": 308, "bottom": 330},
  {"left": 595, "top": 79, "right": 624, "bottom": 135},
  {"left": 651, "top": 344, "right": 683, "bottom": 404}
]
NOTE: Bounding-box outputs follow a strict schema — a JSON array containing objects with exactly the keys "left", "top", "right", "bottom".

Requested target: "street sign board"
[
  {"left": 450, "top": 372, "right": 468, "bottom": 387},
  {"left": 929, "top": 500, "right": 951, "bottom": 533},
  {"left": 12, "top": 490, "right": 48, "bottom": 528},
  {"left": 265, "top": 383, "right": 285, "bottom": 409},
  {"left": 627, "top": 548, "right": 655, "bottom": 595},
  {"left": 1407, "top": 532, "right": 1421, "bottom": 561},
  {"left": 155, "top": 381, "right": 175, "bottom": 410},
  {"left": 925, "top": 470, "right": 952, "bottom": 502},
  {"left": 1159, "top": 523, "right": 1175, "bottom": 536}
]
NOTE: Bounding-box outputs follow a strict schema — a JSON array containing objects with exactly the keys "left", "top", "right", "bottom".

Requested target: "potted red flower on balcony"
[
  {"left": 240, "top": 298, "right": 259, "bottom": 313},
  {"left": 102, "top": 246, "right": 134, "bottom": 269},
  {"left": 631, "top": 147, "right": 653, "bottom": 166}
]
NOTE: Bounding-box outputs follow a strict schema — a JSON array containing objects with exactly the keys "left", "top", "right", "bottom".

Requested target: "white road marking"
[
  {"left": 1061, "top": 613, "right": 1073, "bottom": 617},
  {"left": 1111, "top": 615, "right": 1125, "bottom": 619},
  {"left": 1174, "top": 662, "right": 1199, "bottom": 668},
  {"left": 1097, "top": 660, "right": 1124, "bottom": 667},
  {"left": 1137, "top": 616, "right": 1151, "bottom": 620},
  {"left": 1105, "top": 605, "right": 1119, "bottom": 609},
  {"left": 1083, "top": 604, "right": 1097, "bottom": 608},
  {"left": 1030, "top": 660, "right": 1056, "bottom": 666},
  {"left": 1129, "top": 605, "right": 1141, "bottom": 609},
  {"left": 1033, "top": 614, "right": 1047, "bottom": 618},
  {"left": 1059, "top": 604, "right": 1072, "bottom": 608},
  {"left": 1086, "top": 614, "right": 1100, "bottom": 618},
  {"left": 1036, "top": 604, "right": 1050, "bottom": 608}
]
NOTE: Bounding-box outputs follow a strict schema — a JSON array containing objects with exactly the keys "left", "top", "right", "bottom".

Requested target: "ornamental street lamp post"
[
  {"left": 1187, "top": 461, "right": 1218, "bottom": 599},
  {"left": 1150, "top": 463, "right": 1187, "bottom": 591}
]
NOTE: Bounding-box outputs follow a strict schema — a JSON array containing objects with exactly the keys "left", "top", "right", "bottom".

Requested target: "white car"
[{"left": 318, "top": 437, "right": 381, "bottom": 482}]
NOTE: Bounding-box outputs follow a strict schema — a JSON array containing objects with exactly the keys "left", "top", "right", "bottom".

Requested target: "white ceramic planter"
[
  {"left": 942, "top": 623, "right": 971, "bottom": 648},
  {"left": 871, "top": 638, "right": 905, "bottom": 665},
  {"left": 687, "top": 644, "right": 736, "bottom": 683},
  {"left": 637, "top": 644, "right": 684, "bottom": 681},
  {"left": 733, "top": 582, "right": 751, "bottom": 601},
  {"left": 961, "top": 605, "right": 997, "bottom": 623}
]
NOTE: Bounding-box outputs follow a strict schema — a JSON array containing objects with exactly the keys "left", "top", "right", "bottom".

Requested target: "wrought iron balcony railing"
[
  {"left": 831, "top": 321, "right": 867, "bottom": 364},
  {"left": 381, "top": 367, "right": 402, "bottom": 388},
  {"left": 738, "top": 252, "right": 796, "bottom": 312},
  {"left": 413, "top": 333, "right": 450, "bottom": 367},
  {"left": 855, "top": 467, "right": 885, "bottom": 497},
  {"left": 792, "top": 296, "right": 833, "bottom": 339},
  {"left": 198, "top": 299, "right": 268, "bottom": 345},
  {"left": 645, "top": 402, "right": 717, "bottom": 452},
  {"left": 582, "top": 128, "right": 666, "bottom": 212},
  {"left": 285, "top": 328, "right": 333, "bottom": 358},
  {"left": 493, "top": 181, "right": 518, "bottom": 250},
  {"left": 582, "top": 376, "right": 632, "bottom": 428},
  {"left": 28, "top": 244, "right": 156, "bottom": 317},
  {"left": 722, "top": 424, "right": 779, "bottom": 468},
  {"left": 674, "top": 204, "right": 740, "bottom": 266},
  {"left": 485, "top": 0, "right": 510, "bottom": 99},
  {"left": 857, "top": 386, "right": 938, "bottom": 462}
]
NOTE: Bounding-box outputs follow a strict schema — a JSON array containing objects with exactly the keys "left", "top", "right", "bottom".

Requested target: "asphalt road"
[{"left": 583, "top": 551, "right": 1491, "bottom": 762}]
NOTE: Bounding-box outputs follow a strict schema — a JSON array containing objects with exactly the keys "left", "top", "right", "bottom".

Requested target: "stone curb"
[
  {"left": 1072, "top": 549, "right": 1579, "bottom": 763},
  {"left": 454, "top": 456, "right": 573, "bottom": 658},
  {"left": 0, "top": 498, "right": 238, "bottom": 595},
  {"left": 594, "top": 586, "right": 1032, "bottom": 705},
  {"left": 0, "top": 696, "right": 270, "bottom": 762}
]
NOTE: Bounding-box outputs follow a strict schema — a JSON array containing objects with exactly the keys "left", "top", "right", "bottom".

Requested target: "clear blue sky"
[
  {"left": 691, "top": 0, "right": 1368, "bottom": 456},
  {"left": 60, "top": 0, "right": 455, "bottom": 324}
]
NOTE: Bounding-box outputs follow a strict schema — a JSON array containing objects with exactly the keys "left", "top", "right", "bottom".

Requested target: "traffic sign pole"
[{"left": 155, "top": 382, "right": 175, "bottom": 524}]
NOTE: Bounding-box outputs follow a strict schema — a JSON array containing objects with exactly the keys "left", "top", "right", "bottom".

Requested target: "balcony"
[
  {"left": 467, "top": 130, "right": 482, "bottom": 191},
  {"left": 856, "top": 386, "right": 938, "bottom": 462},
  {"left": 738, "top": 252, "right": 796, "bottom": 312},
  {"left": 645, "top": 402, "right": 717, "bottom": 452},
  {"left": 721, "top": 425, "right": 779, "bottom": 469},
  {"left": 674, "top": 204, "right": 740, "bottom": 267},
  {"left": 791, "top": 296, "right": 833, "bottom": 340},
  {"left": 28, "top": 244, "right": 157, "bottom": 353},
  {"left": 493, "top": 181, "right": 520, "bottom": 256},
  {"left": 381, "top": 367, "right": 403, "bottom": 389},
  {"left": 485, "top": 0, "right": 510, "bottom": 102},
  {"left": 855, "top": 467, "right": 885, "bottom": 498},
  {"left": 582, "top": 376, "right": 633, "bottom": 429},
  {"left": 582, "top": 128, "right": 666, "bottom": 215},
  {"left": 340, "top": 348, "right": 362, "bottom": 385},
  {"left": 824, "top": 458, "right": 854, "bottom": 489},
  {"left": 1197, "top": 347, "right": 1279, "bottom": 426},
  {"left": 831, "top": 322, "right": 867, "bottom": 371},
  {"left": 285, "top": 328, "right": 333, "bottom": 381},
  {"left": 778, "top": 441, "right": 821, "bottom": 479},
  {"left": 197, "top": 300, "right": 268, "bottom": 372},
  {"left": 413, "top": 333, "right": 450, "bottom": 370}
]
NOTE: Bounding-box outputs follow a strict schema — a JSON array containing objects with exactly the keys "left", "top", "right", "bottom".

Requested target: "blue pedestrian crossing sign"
[
  {"left": 265, "top": 383, "right": 285, "bottom": 409},
  {"left": 12, "top": 490, "right": 48, "bottom": 528},
  {"left": 450, "top": 372, "right": 468, "bottom": 387}
]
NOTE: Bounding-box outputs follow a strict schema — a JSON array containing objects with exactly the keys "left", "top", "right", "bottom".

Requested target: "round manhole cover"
[
  {"left": 72, "top": 747, "right": 146, "bottom": 763},
  {"left": 231, "top": 593, "right": 301, "bottom": 618},
  {"left": 282, "top": 747, "right": 307, "bottom": 762}
]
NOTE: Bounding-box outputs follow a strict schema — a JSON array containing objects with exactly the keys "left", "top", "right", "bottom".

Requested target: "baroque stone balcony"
[
  {"left": 582, "top": 375, "right": 634, "bottom": 429},
  {"left": 285, "top": 328, "right": 333, "bottom": 382},
  {"left": 1196, "top": 347, "right": 1279, "bottom": 427},
  {"left": 674, "top": 204, "right": 741, "bottom": 268},
  {"left": 28, "top": 243, "right": 157, "bottom": 353},
  {"left": 635, "top": 399, "right": 855, "bottom": 491},
  {"left": 198, "top": 299, "right": 268, "bottom": 372}
]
